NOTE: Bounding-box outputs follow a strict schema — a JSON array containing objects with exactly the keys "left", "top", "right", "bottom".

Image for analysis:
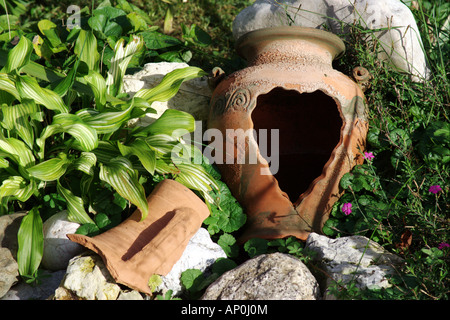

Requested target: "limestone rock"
[
  {"left": 117, "top": 290, "right": 145, "bottom": 300},
  {"left": 305, "top": 232, "right": 404, "bottom": 298},
  {"left": 0, "top": 248, "right": 19, "bottom": 299},
  {"left": 53, "top": 252, "right": 121, "bottom": 300},
  {"left": 157, "top": 228, "right": 227, "bottom": 297},
  {"left": 123, "top": 62, "right": 212, "bottom": 127},
  {"left": 201, "top": 252, "right": 321, "bottom": 300},
  {"left": 233, "top": 0, "right": 430, "bottom": 82},
  {"left": 41, "top": 211, "right": 84, "bottom": 271}
]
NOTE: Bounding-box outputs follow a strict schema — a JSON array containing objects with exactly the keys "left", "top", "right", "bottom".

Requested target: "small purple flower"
[
  {"left": 429, "top": 185, "right": 442, "bottom": 194},
  {"left": 364, "top": 151, "right": 375, "bottom": 161},
  {"left": 438, "top": 242, "right": 450, "bottom": 250},
  {"left": 342, "top": 203, "right": 352, "bottom": 216}
]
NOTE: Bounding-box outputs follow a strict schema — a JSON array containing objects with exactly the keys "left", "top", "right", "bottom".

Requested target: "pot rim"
[{"left": 235, "top": 26, "right": 345, "bottom": 61}]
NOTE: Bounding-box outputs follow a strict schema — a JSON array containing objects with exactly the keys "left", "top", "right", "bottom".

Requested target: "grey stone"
[
  {"left": 157, "top": 228, "right": 227, "bottom": 297},
  {"left": 0, "top": 248, "right": 19, "bottom": 299},
  {"left": 305, "top": 232, "right": 404, "bottom": 298},
  {"left": 41, "top": 211, "right": 84, "bottom": 271},
  {"left": 1, "top": 270, "right": 65, "bottom": 300},
  {"left": 0, "top": 212, "right": 26, "bottom": 259},
  {"left": 233, "top": 0, "right": 430, "bottom": 82},
  {"left": 201, "top": 252, "right": 321, "bottom": 300}
]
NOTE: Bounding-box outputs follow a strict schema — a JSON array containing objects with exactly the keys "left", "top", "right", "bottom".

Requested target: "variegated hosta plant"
[{"left": 0, "top": 34, "right": 219, "bottom": 281}]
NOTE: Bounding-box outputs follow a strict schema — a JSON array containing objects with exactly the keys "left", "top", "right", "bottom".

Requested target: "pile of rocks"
[{"left": 1, "top": 210, "right": 404, "bottom": 300}]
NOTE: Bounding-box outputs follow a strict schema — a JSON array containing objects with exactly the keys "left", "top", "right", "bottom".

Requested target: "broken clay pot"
[
  {"left": 67, "top": 179, "right": 210, "bottom": 294},
  {"left": 208, "top": 26, "right": 369, "bottom": 242}
]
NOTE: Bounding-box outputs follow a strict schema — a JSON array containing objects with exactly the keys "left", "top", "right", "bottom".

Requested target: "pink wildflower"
[
  {"left": 438, "top": 242, "right": 450, "bottom": 250},
  {"left": 342, "top": 203, "right": 352, "bottom": 216},
  {"left": 428, "top": 185, "right": 442, "bottom": 194},
  {"left": 364, "top": 151, "right": 375, "bottom": 161}
]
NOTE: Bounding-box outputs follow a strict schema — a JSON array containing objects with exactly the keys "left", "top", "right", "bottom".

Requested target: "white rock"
[
  {"left": 41, "top": 211, "right": 84, "bottom": 271},
  {"left": 123, "top": 62, "right": 212, "bottom": 127},
  {"left": 233, "top": 0, "right": 430, "bottom": 82},
  {"left": 305, "top": 232, "right": 404, "bottom": 298},
  {"left": 54, "top": 253, "right": 121, "bottom": 300},
  {"left": 157, "top": 228, "right": 227, "bottom": 296}
]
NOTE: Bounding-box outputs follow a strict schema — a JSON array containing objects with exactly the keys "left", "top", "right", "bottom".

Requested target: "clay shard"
[{"left": 68, "top": 179, "right": 210, "bottom": 294}]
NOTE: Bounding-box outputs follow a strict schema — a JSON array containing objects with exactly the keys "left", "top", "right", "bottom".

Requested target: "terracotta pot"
[
  {"left": 207, "top": 26, "right": 368, "bottom": 242},
  {"left": 67, "top": 179, "right": 210, "bottom": 295}
]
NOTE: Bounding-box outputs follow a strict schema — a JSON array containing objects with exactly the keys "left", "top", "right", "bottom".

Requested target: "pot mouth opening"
[
  {"left": 236, "top": 26, "right": 346, "bottom": 61},
  {"left": 251, "top": 87, "right": 343, "bottom": 203}
]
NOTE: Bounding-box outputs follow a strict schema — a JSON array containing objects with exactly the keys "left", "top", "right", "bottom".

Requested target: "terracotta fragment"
[
  {"left": 68, "top": 179, "right": 210, "bottom": 294},
  {"left": 208, "top": 27, "right": 369, "bottom": 242}
]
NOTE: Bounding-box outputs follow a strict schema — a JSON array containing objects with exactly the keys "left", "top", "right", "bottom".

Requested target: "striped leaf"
[
  {"left": 27, "top": 154, "right": 71, "bottom": 181},
  {"left": 74, "top": 30, "right": 100, "bottom": 72},
  {"left": 15, "top": 75, "right": 69, "bottom": 113},
  {"left": 106, "top": 35, "right": 144, "bottom": 97},
  {"left": 72, "top": 152, "right": 97, "bottom": 176},
  {"left": 1, "top": 36, "right": 33, "bottom": 73},
  {"left": 134, "top": 66, "right": 207, "bottom": 104},
  {"left": 99, "top": 157, "right": 148, "bottom": 220},
  {"left": 137, "top": 109, "right": 195, "bottom": 138},
  {"left": 84, "top": 70, "right": 107, "bottom": 110},
  {"left": 0, "top": 176, "right": 35, "bottom": 202},
  {"left": 92, "top": 141, "right": 121, "bottom": 164},
  {"left": 57, "top": 181, "right": 94, "bottom": 224},
  {"left": 17, "top": 207, "right": 43, "bottom": 278},
  {"left": 145, "top": 134, "right": 179, "bottom": 156},
  {"left": 0, "top": 73, "right": 20, "bottom": 100},
  {"left": 37, "top": 113, "right": 98, "bottom": 158},
  {"left": 77, "top": 103, "right": 134, "bottom": 134},
  {"left": 1, "top": 103, "right": 35, "bottom": 149},
  {"left": 0, "top": 136, "right": 35, "bottom": 168},
  {"left": 118, "top": 139, "right": 156, "bottom": 174},
  {"left": 175, "top": 162, "right": 219, "bottom": 205}
]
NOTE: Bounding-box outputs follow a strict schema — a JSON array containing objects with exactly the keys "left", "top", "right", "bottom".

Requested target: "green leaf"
[
  {"left": 145, "top": 134, "right": 178, "bottom": 155},
  {"left": 180, "top": 269, "right": 203, "bottom": 290},
  {"left": 174, "top": 162, "right": 219, "bottom": 205},
  {"left": 244, "top": 238, "right": 268, "bottom": 258},
  {"left": 141, "top": 30, "right": 182, "bottom": 50},
  {"left": 141, "top": 109, "right": 195, "bottom": 138},
  {"left": 0, "top": 136, "right": 35, "bottom": 168},
  {"left": 0, "top": 73, "right": 20, "bottom": 100},
  {"left": 0, "top": 176, "right": 35, "bottom": 202},
  {"left": 72, "top": 152, "right": 97, "bottom": 176},
  {"left": 27, "top": 155, "right": 71, "bottom": 181},
  {"left": 57, "top": 181, "right": 94, "bottom": 224},
  {"left": 118, "top": 139, "right": 156, "bottom": 175},
  {"left": 77, "top": 104, "right": 134, "bottom": 134},
  {"left": 105, "top": 35, "right": 144, "bottom": 97},
  {"left": 83, "top": 70, "right": 107, "bottom": 110},
  {"left": 17, "top": 207, "right": 43, "bottom": 278},
  {"left": 99, "top": 157, "right": 148, "bottom": 220},
  {"left": 1, "top": 36, "right": 32, "bottom": 73},
  {"left": 74, "top": 30, "right": 100, "bottom": 72},
  {"left": 37, "top": 113, "right": 98, "bottom": 157},
  {"left": 15, "top": 75, "right": 69, "bottom": 113},
  {"left": 37, "top": 19, "right": 64, "bottom": 49},
  {"left": 134, "top": 66, "right": 207, "bottom": 104},
  {"left": 1, "top": 102, "right": 35, "bottom": 149}
]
